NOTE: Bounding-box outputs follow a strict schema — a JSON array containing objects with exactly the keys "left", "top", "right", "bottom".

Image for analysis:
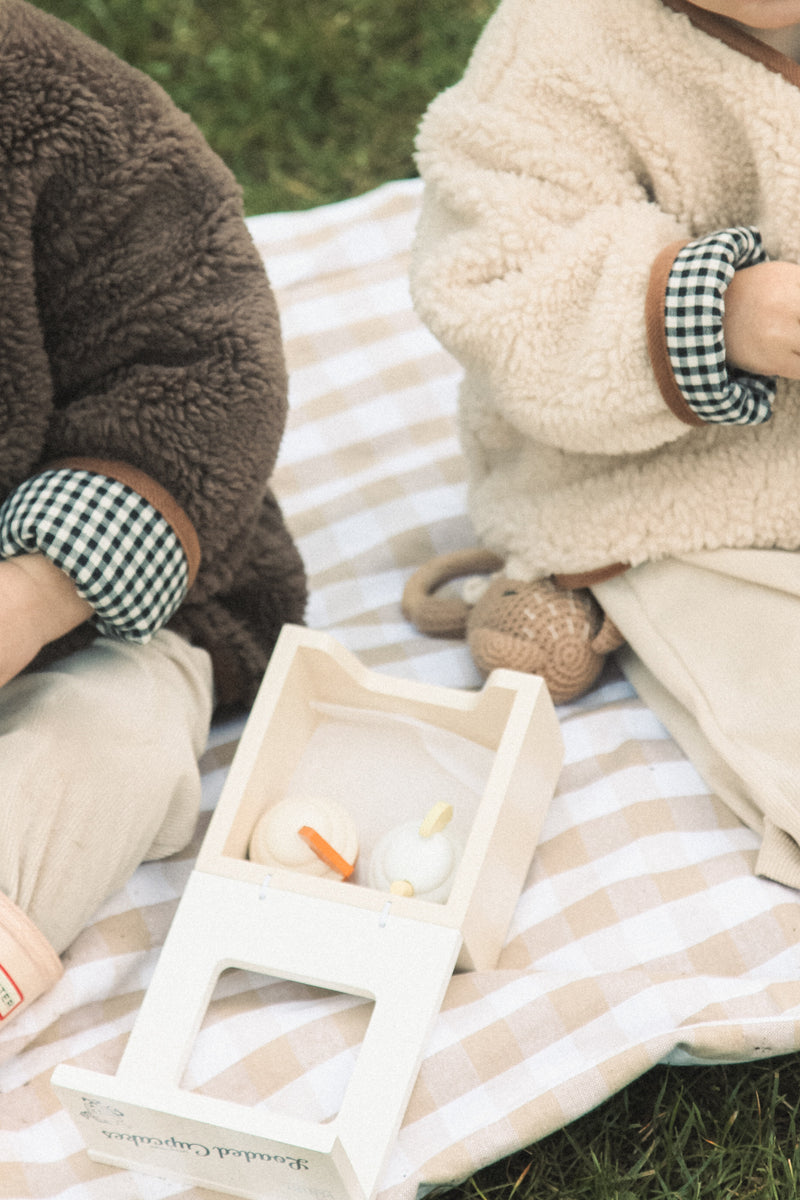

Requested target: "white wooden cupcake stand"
[{"left": 52, "top": 624, "right": 563, "bottom": 1200}]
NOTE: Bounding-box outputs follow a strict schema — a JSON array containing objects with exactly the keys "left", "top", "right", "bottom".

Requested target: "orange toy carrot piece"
[{"left": 298, "top": 826, "right": 356, "bottom": 879}]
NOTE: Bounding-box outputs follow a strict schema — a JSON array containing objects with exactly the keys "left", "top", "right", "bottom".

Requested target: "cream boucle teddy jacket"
[{"left": 411, "top": 0, "right": 800, "bottom": 584}]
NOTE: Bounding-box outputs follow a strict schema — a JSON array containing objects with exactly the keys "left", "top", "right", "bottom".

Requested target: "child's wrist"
[
  {"left": 662, "top": 227, "right": 775, "bottom": 423},
  {"left": 5, "top": 554, "right": 93, "bottom": 645}
]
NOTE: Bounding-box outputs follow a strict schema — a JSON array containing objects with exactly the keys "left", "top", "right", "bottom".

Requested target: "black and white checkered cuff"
[
  {"left": 0, "top": 469, "right": 189, "bottom": 642},
  {"left": 665, "top": 227, "right": 776, "bottom": 424}
]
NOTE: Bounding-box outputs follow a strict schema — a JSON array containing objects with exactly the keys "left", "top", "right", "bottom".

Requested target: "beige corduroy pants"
[
  {"left": 594, "top": 548, "right": 800, "bottom": 890},
  {"left": 0, "top": 629, "right": 213, "bottom": 958}
]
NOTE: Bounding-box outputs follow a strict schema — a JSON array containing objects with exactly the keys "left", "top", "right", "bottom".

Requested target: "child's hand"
[
  {"left": 0, "top": 555, "right": 92, "bottom": 687},
  {"left": 723, "top": 260, "right": 800, "bottom": 380}
]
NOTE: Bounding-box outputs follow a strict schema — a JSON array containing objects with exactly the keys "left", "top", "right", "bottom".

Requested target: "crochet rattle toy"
[{"left": 401, "top": 548, "right": 624, "bottom": 705}]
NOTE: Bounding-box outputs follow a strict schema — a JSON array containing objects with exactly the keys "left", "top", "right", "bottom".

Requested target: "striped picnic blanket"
[{"left": 3, "top": 179, "right": 800, "bottom": 1200}]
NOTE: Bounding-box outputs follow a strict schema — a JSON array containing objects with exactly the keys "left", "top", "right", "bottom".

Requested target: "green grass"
[
  {"left": 34, "top": 0, "right": 496, "bottom": 214},
  {"left": 30, "top": 1, "right": 800, "bottom": 1195},
  {"left": 432, "top": 1060, "right": 800, "bottom": 1199}
]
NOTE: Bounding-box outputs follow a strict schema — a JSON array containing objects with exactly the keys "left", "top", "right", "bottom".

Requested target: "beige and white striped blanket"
[{"left": 3, "top": 179, "right": 800, "bottom": 1200}]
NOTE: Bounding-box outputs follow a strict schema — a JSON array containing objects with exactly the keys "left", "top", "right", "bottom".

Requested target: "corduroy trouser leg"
[
  {"left": 595, "top": 548, "right": 800, "bottom": 890},
  {"left": 0, "top": 629, "right": 213, "bottom": 1017}
]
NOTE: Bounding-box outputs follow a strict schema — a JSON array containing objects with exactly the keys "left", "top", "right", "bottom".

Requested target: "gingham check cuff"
[
  {"left": 0, "top": 468, "right": 189, "bottom": 642},
  {"left": 665, "top": 227, "right": 776, "bottom": 424}
]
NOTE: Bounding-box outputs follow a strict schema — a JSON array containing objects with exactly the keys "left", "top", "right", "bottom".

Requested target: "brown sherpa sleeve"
[
  {"left": 645, "top": 240, "right": 707, "bottom": 427},
  {"left": 33, "top": 80, "right": 291, "bottom": 603},
  {"left": 4, "top": 1, "right": 305, "bottom": 703}
]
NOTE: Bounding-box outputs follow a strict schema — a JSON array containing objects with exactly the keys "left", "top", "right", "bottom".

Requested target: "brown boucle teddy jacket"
[{"left": 1, "top": 0, "right": 306, "bottom": 707}]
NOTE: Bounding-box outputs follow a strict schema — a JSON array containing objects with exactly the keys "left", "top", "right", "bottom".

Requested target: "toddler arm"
[
  {"left": 722, "top": 260, "right": 800, "bottom": 380},
  {"left": 653, "top": 236, "right": 800, "bottom": 424},
  {"left": 0, "top": 467, "right": 193, "bottom": 644},
  {"left": 410, "top": 2, "right": 791, "bottom": 457},
  {"left": 0, "top": 554, "right": 91, "bottom": 688},
  {"left": 412, "top": 73, "right": 701, "bottom": 457},
  {"left": 22, "top": 44, "right": 292, "bottom": 676},
  {"left": 0, "top": 465, "right": 197, "bottom": 686},
  {"left": 654, "top": 229, "right": 776, "bottom": 425}
]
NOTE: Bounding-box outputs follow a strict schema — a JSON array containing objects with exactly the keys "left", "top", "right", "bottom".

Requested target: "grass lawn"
[
  {"left": 33, "top": 2, "right": 800, "bottom": 1195},
  {"left": 35, "top": 0, "right": 495, "bottom": 215},
  {"left": 433, "top": 1060, "right": 800, "bottom": 1199}
]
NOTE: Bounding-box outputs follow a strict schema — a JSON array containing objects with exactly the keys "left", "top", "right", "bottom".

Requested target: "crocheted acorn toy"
[{"left": 402, "top": 548, "right": 625, "bottom": 705}]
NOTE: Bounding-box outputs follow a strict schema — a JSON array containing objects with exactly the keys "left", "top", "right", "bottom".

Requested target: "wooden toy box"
[{"left": 52, "top": 624, "right": 563, "bottom": 1200}]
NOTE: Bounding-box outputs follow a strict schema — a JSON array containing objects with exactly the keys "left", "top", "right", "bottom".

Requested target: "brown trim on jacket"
[
  {"left": 661, "top": 0, "right": 800, "bottom": 88},
  {"left": 44, "top": 457, "right": 202, "bottom": 589},
  {"left": 646, "top": 239, "right": 707, "bottom": 428},
  {"left": 553, "top": 562, "right": 629, "bottom": 589}
]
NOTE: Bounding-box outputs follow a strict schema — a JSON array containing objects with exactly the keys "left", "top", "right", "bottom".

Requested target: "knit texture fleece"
[
  {"left": 410, "top": 0, "right": 800, "bottom": 581},
  {"left": 0, "top": 0, "right": 306, "bottom": 706}
]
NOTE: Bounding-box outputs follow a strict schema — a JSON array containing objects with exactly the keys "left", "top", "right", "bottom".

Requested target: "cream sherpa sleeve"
[{"left": 409, "top": 10, "right": 740, "bottom": 458}]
